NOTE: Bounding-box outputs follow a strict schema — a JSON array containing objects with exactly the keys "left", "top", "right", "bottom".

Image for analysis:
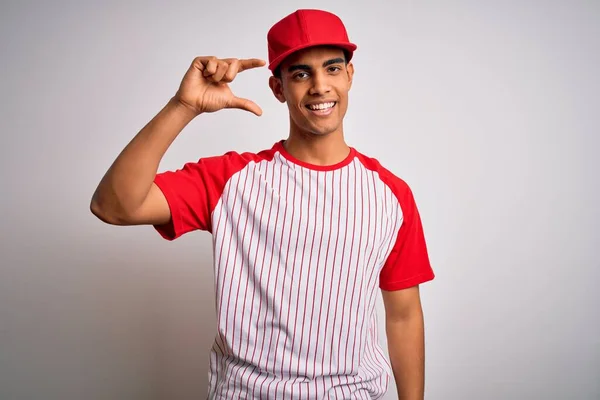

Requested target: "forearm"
[
  {"left": 91, "top": 97, "right": 197, "bottom": 219},
  {"left": 386, "top": 311, "right": 425, "bottom": 400}
]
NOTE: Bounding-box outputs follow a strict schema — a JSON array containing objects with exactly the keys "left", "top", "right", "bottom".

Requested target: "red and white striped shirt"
[{"left": 153, "top": 140, "right": 434, "bottom": 399}]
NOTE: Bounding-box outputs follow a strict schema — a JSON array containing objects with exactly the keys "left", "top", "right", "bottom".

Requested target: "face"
[{"left": 269, "top": 46, "right": 354, "bottom": 138}]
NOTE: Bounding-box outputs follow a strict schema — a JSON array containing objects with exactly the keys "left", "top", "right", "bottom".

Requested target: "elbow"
[
  {"left": 90, "top": 194, "right": 127, "bottom": 225},
  {"left": 90, "top": 198, "right": 116, "bottom": 225}
]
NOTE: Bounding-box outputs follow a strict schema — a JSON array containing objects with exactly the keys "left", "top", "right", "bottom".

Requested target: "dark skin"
[
  {"left": 268, "top": 46, "right": 354, "bottom": 166},
  {"left": 90, "top": 56, "right": 266, "bottom": 226}
]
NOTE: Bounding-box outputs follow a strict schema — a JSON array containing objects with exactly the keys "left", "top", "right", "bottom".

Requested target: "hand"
[{"left": 174, "top": 56, "right": 266, "bottom": 116}]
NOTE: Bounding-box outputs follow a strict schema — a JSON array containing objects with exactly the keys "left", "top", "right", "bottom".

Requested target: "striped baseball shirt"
[{"left": 153, "top": 140, "right": 435, "bottom": 399}]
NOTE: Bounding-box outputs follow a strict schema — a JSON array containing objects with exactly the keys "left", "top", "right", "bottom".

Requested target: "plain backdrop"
[{"left": 1, "top": 1, "right": 598, "bottom": 399}]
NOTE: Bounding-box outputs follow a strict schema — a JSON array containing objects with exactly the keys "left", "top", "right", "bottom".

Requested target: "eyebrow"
[{"left": 287, "top": 57, "right": 345, "bottom": 73}]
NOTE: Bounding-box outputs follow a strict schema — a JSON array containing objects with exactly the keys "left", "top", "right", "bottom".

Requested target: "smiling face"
[{"left": 269, "top": 46, "right": 354, "bottom": 138}]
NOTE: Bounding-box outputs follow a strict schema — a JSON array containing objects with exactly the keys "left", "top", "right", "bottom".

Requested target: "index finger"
[{"left": 238, "top": 58, "right": 267, "bottom": 72}]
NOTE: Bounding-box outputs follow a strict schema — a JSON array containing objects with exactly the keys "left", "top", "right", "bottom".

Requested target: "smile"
[{"left": 306, "top": 101, "right": 336, "bottom": 116}]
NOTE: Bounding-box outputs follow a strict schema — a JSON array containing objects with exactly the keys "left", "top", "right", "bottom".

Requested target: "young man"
[{"left": 91, "top": 9, "right": 435, "bottom": 400}]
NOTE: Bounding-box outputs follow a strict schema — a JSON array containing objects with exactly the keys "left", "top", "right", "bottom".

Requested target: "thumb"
[{"left": 227, "top": 96, "right": 263, "bottom": 116}]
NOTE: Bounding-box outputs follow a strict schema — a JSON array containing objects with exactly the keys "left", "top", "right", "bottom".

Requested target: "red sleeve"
[
  {"left": 152, "top": 151, "right": 251, "bottom": 240},
  {"left": 379, "top": 183, "right": 435, "bottom": 291}
]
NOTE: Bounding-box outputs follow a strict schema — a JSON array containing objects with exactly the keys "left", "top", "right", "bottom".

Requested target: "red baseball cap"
[{"left": 267, "top": 9, "right": 357, "bottom": 73}]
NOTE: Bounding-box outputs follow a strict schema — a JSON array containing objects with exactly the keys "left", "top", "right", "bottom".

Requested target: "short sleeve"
[
  {"left": 152, "top": 151, "right": 250, "bottom": 240},
  {"left": 379, "top": 185, "right": 435, "bottom": 291}
]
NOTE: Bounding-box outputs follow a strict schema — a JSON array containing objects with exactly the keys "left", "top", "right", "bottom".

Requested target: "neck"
[{"left": 283, "top": 129, "right": 350, "bottom": 166}]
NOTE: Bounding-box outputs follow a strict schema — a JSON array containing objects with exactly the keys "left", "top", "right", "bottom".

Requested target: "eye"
[
  {"left": 293, "top": 71, "right": 309, "bottom": 80},
  {"left": 328, "top": 66, "right": 342, "bottom": 73}
]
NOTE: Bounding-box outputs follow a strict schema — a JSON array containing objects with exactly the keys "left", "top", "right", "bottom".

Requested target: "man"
[{"left": 91, "top": 8, "right": 435, "bottom": 400}]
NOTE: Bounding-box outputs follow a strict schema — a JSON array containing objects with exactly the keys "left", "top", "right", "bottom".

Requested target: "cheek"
[
  {"left": 289, "top": 103, "right": 305, "bottom": 118},
  {"left": 286, "top": 102, "right": 308, "bottom": 124},
  {"left": 283, "top": 93, "right": 304, "bottom": 112}
]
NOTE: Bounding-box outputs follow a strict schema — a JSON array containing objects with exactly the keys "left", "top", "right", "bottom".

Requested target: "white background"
[{"left": 1, "top": 1, "right": 598, "bottom": 399}]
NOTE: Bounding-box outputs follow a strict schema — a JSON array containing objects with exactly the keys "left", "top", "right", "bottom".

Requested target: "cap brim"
[{"left": 269, "top": 41, "right": 357, "bottom": 72}]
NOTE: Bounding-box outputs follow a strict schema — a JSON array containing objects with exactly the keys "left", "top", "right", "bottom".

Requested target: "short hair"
[{"left": 273, "top": 48, "right": 351, "bottom": 78}]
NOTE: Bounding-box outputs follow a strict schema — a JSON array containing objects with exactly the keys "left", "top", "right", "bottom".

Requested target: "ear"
[
  {"left": 346, "top": 62, "right": 355, "bottom": 90},
  {"left": 269, "top": 76, "right": 286, "bottom": 103}
]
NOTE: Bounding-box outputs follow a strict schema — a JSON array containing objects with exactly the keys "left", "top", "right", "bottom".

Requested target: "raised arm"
[{"left": 90, "top": 56, "right": 266, "bottom": 226}]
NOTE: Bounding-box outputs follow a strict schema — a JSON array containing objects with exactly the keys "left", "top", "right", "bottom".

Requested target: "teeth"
[{"left": 308, "top": 102, "right": 335, "bottom": 110}]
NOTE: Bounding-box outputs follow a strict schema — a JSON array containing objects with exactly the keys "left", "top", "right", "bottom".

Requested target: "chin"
[
  {"left": 308, "top": 120, "right": 340, "bottom": 134},
  {"left": 290, "top": 111, "right": 342, "bottom": 137},
  {"left": 306, "top": 126, "right": 339, "bottom": 137}
]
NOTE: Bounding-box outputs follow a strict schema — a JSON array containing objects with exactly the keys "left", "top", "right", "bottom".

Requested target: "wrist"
[{"left": 169, "top": 96, "right": 202, "bottom": 120}]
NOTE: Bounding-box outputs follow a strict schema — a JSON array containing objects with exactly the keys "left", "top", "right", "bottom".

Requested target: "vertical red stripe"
[
  {"left": 252, "top": 159, "right": 285, "bottom": 399},
  {"left": 321, "top": 167, "right": 345, "bottom": 394},
  {"left": 281, "top": 168, "right": 309, "bottom": 397}
]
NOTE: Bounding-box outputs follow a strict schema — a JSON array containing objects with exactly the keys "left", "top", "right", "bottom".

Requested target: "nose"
[{"left": 308, "top": 71, "right": 331, "bottom": 96}]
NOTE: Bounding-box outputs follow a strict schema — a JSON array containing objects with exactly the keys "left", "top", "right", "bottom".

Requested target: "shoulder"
[
  {"left": 182, "top": 145, "right": 278, "bottom": 177},
  {"left": 353, "top": 149, "right": 413, "bottom": 200},
  {"left": 202, "top": 145, "right": 276, "bottom": 165}
]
